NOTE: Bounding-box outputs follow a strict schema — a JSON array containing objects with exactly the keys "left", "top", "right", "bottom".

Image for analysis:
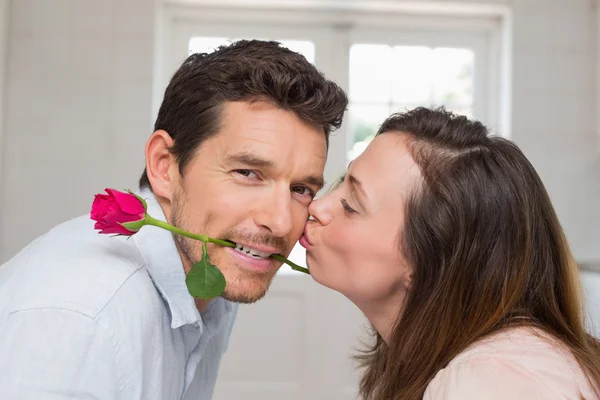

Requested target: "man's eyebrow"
[
  {"left": 302, "top": 175, "right": 325, "bottom": 190},
  {"left": 224, "top": 152, "right": 275, "bottom": 168}
]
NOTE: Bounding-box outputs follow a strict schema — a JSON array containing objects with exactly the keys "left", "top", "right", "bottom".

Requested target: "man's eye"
[
  {"left": 233, "top": 169, "right": 258, "bottom": 179},
  {"left": 292, "top": 186, "right": 314, "bottom": 197}
]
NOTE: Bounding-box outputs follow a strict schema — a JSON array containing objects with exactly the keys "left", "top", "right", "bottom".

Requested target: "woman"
[{"left": 300, "top": 107, "right": 600, "bottom": 399}]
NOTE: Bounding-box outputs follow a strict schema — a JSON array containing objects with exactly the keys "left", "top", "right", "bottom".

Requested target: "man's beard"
[{"left": 170, "top": 189, "right": 284, "bottom": 304}]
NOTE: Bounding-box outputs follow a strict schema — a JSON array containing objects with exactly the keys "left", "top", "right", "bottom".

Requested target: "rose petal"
[
  {"left": 107, "top": 189, "right": 145, "bottom": 217},
  {"left": 90, "top": 194, "right": 110, "bottom": 220},
  {"left": 91, "top": 188, "right": 145, "bottom": 236}
]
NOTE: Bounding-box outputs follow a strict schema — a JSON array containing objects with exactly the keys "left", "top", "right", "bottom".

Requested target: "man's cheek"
[
  {"left": 210, "top": 194, "right": 243, "bottom": 217},
  {"left": 290, "top": 212, "right": 309, "bottom": 239}
]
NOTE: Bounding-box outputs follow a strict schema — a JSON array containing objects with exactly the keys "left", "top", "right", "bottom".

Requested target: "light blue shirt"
[{"left": 0, "top": 189, "right": 238, "bottom": 399}]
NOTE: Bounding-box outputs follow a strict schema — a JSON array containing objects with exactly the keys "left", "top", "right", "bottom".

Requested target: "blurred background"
[{"left": 0, "top": 0, "right": 599, "bottom": 399}]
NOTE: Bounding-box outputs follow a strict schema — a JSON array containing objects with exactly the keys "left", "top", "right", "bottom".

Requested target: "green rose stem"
[
  {"left": 144, "top": 215, "right": 310, "bottom": 274},
  {"left": 270, "top": 254, "right": 309, "bottom": 274},
  {"left": 145, "top": 215, "right": 235, "bottom": 248}
]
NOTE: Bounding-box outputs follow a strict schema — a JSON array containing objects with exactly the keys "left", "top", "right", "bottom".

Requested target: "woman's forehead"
[{"left": 351, "top": 134, "right": 421, "bottom": 207}]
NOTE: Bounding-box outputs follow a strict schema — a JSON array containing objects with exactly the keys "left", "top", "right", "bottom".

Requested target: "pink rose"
[{"left": 90, "top": 189, "right": 146, "bottom": 235}]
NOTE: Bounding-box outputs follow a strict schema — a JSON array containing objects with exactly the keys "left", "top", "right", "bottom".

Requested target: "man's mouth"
[{"left": 232, "top": 243, "right": 275, "bottom": 259}]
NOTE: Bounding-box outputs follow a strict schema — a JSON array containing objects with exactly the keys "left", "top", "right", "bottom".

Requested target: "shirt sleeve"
[
  {"left": 423, "top": 358, "right": 559, "bottom": 400},
  {"left": 0, "top": 307, "right": 123, "bottom": 399}
]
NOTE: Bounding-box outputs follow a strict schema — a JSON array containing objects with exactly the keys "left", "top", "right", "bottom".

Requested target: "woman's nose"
[{"left": 308, "top": 195, "right": 334, "bottom": 226}]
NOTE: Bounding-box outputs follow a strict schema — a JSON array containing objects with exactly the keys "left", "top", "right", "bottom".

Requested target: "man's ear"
[{"left": 145, "top": 130, "right": 178, "bottom": 201}]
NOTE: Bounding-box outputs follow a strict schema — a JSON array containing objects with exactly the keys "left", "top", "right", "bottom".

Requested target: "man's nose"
[{"left": 254, "top": 187, "right": 294, "bottom": 237}]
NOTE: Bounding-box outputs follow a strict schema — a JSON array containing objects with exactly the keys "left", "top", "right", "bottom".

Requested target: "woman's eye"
[
  {"left": 233, "top": 169, "right": 259, "bottom": 179},
  {"left": 340, "top": 198, "right": 357, "bottom": 214}
]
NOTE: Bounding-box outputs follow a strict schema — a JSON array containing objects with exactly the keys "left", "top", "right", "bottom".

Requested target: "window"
[
  {"left": 159, "top": 7, "right": 504, "bottom": 272},
  {"left": 348, "top": 45, "right": 475, "bottom": 160}
]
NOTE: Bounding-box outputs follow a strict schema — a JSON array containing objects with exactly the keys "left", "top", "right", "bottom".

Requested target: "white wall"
[
  {"left": 0, "top": 0, "right": 155, "bottom": 261},
  {"left": 0, "top": 0, "right": 598, "bottom": 268},
  {"left": 509, "top": 0, "right": 599, "bottom": 264}
]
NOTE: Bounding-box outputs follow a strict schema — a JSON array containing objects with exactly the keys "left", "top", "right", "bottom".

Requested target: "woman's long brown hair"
[{"left": 356, "top": 107, "right": 600, "bottom": 399}]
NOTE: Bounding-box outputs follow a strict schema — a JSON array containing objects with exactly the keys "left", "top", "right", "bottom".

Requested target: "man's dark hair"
[{"left": 139, "top": 39, "right": 348, "bottom": 189}]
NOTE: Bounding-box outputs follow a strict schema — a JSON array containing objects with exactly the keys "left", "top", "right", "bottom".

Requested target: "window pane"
[
  {"left": 391, "top": 46, "right": 434, "bottom": 104},
  {"left": 347, "top": 43, "right": 476, "bottom": 162},
  {"left": 349, "top": 44, "right": 393, "bottom": 103},
  {"left": 431, "top": 48, "right": 474, "bottom": 107},
  {"left": 189, "top": 37, "right": 229, "bottom": 55},
  {"left": 348, "top": 103, "right": 390, "bottom": 161},
  {"left": 189, "top": 37, "right": 315, "bottom": 64}
]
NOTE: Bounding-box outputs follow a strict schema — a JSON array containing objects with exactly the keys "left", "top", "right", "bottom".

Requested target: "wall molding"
[
  {"left": 164, "top": 0, "right": 510, "bottom": 17},
  {"left": 0, "top": 0, "right": 10, "bottom": 260}
]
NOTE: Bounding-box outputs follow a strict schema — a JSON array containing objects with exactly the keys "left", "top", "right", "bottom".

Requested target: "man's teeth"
[{"left": 234, "top": 244, "right": 272, "bottom": 259}]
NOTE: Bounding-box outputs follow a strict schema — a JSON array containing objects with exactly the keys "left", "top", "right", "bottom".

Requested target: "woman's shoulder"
[{"left": 423, "top": 327, "right": 597, "bottom": 399}]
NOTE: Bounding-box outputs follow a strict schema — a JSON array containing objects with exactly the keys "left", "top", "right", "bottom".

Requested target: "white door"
[
  {"left": 214, "top": 276, "right": 368, "bottom": 400},
  {"left": 160, "top": 7, "right": 499, "bottom": 399}
]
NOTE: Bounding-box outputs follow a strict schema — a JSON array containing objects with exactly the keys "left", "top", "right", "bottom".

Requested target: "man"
[{"left": 0, "top": 40, "right": 347, "bottom": 399}]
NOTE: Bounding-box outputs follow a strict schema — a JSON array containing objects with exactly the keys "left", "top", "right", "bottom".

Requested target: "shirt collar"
[{"left": 132, "top": 187, "right": 202, "bottom": 329}]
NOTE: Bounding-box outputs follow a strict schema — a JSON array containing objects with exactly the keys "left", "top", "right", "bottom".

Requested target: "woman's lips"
[{"left": 299, "top": 226, "right": 313, "bottom": 249}]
